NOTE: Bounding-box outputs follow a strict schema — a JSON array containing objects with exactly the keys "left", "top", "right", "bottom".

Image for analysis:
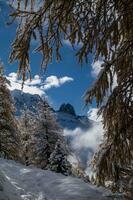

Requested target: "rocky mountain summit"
[
  {"left": 58, "top": 103, "right": 76, "bottom": 116},
  {"left": 57, "top": 103, "right": 91, "bottom": 131}
]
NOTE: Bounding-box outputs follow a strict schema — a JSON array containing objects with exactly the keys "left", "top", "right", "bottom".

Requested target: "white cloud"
[
  {"left": 87, "top": 108, "right": 102, "bottom": 122},
  {"left": 63, "top": 40, "right": 72, "bottom": 47},
  {"left": 91, "top": 60, "right": 103, "bottom": 77},
  {"left": 64, "top": 125, "right": 103, "bottom": 152},
  {"left": 6, "top": 73, "right": 45, "bottom": 96},
  {"left": 112, "top": 73, "right": 118, "bottom": 89},
  {"left": 63, "top": 39, "right": 82, "bottom": 48},
  {"left": 91, "top": 60, "right": 118, "bottom": 90},
  {"left": 59, "top": 76, "right": 74, "bottom": 84},
  {"left": 42, "top": 75, "right": 74, "bottom": 90},
  {"left": 63, "top": 107, "right": 103, "bottom": 176},
  {"left": 25, "top": 75, "right": 41, "bottom": 86},
  {"left": 63, "top": 118, "right": 103, "bottom": 175},
  {"left": 6, "top": 73, "right": 74, "bottom": 96}
]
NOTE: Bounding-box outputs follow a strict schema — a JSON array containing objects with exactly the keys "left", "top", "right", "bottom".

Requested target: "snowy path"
[{"left": 0, "top": 159, "right": 114, "bottom": 200}]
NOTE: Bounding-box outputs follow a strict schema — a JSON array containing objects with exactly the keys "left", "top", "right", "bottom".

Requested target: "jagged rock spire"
[{"left": 59, "top": 103, "right": 76, "bottom": 116}]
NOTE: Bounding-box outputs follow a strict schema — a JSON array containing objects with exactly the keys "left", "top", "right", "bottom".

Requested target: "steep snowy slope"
[
  {"left": 0, "top": 158, "right": 115, "bottom": 200},
  {"left": 11, "top": 89, "right": 46, "bottom": 116}
]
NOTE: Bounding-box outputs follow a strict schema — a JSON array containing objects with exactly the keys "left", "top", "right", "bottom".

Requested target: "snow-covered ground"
[{"left": 0, "top": 158, "right": 115, "bottom": 200}]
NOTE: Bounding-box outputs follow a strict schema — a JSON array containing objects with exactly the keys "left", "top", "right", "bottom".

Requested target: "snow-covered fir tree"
[
  {"left": 18, "top": 108, "right": 35, "bottom": 165},
  {"left": 48, "top": 139, "right": 72, "bottom": 176},
  {"left": 19, "top": 100, "right": 72, "bottom": 175},
  {"left": 0, "top": 68, "right": 20, "bottom": 160},
  {"left": 19, "top": 107, "right": 51, "bottom": 168}
]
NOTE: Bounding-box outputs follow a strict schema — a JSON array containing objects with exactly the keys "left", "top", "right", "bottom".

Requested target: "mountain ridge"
[{"left": 11, "top": 89, "right": 91, "bottom": 130}]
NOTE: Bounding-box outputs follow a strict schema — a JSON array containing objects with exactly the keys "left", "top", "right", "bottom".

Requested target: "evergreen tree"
[
  {"left": 35, "top": 100, "right": 71, "bottom": 172},
  {"left": 19, "top": 100, "right": 72, "bottom": 174},
  {"left": 19, "top": 108, "right": 34, "bottom": 165},
  {"left": 9, "top": 0, "right": 133, "bottom": 189},
  {"left": 0, "top": 69, "right": 20, "bottom": 160},
  {"left": 48, "top": 139, "right": 72, "bottom": 176},
  {"left": 19, "top": 106, "right": 52, "bottom": 168}
]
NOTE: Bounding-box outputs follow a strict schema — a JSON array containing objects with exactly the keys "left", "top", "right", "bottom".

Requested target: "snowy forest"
[{"left": 0, "top": 0, "right": 133, "bottom": 200}]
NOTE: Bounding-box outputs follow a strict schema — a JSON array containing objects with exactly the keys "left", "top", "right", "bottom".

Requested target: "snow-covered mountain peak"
[{"left": 58, "top": 103, "right": 76, "bottom": 116}]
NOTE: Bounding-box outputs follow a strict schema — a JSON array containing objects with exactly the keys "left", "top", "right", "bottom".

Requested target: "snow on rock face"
[
  {"left": 11, "top": 89, "right": 45, "bottom": 116},
  {"left": 0, "top": 158, "right": 113, "bottom": 200},
  {"left": 56, "top": 112, "right": 91, "bottom": 130}
]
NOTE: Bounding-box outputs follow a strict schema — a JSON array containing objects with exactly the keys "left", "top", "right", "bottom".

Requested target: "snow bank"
[
  {"left": 0, "top": 170, "right": 22, "bottom": 200},
  {"left": 0, "top": 158, "right": 112, "bottom": 200}
]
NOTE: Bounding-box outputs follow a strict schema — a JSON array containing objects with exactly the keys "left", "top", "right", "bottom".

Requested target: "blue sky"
[{"left": 0, "top": 1, "right": 100, "bottom": 115}]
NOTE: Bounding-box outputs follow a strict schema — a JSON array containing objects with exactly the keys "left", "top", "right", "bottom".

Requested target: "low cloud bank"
[{"left": 64, "top": 108, "right": 104, "bottom": 174}]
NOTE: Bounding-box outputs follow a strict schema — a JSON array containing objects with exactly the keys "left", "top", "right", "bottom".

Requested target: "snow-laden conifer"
[
  {"left": 0, "top": 67, "right": 20, "bottom": 160},
  {"left": 19, "top": 100, "right": 72, "bottom": 175}
]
